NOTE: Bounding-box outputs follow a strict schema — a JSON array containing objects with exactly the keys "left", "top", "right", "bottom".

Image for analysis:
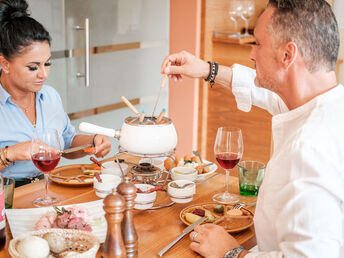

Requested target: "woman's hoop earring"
[{"left": 4, "top": 70, "right": 9, "bottom": 74}]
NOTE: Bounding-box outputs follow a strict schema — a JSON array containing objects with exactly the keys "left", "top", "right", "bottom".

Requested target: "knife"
[
  {"left": 157, "top": 216, "right": 207, "bottom": 257},
  {"left": 62, "top": 143, "right": 93, "bottom": 154}
]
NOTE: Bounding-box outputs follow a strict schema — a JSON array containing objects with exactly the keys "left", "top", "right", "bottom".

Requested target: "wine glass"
[
  {"left": 213, "top": 127, "right": 243, "bottom": 204},
  {"left": 31, "top": 129, "right": 61, "bottom": 207},
  {"left": 228, "top": 0, "right": 243, "bottom": 38},
  {"left": 241, "top": 0, "right": 255, "bottom": 37}
]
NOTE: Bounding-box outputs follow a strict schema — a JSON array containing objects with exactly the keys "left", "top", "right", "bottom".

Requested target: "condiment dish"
[
  {"left": 134, "top": 184, "right": 157, "bottom": 210},
  {"left": 171, "top": 167, "right": 198, "bottom": 181},
  {"left": 93, "top": 174, "right": 121, "bottom": 198},
  {"left": 167, "top": 180, "right": 196, "bottom": 203}
]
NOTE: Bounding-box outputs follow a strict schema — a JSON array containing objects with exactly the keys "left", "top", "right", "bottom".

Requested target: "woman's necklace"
[{"left": 16, "top": 97, "right": 32, "bottom": 113}]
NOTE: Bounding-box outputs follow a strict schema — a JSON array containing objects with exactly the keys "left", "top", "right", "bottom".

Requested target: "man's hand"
[
  {"left": 161, "top": 51, "right": 210, "bottom": 82},
  {"left": 93, "top": 135, "right": 111, "bottom": 158},
  {"left": 189, "top": 224, "right": 241, "bottom": 258}
]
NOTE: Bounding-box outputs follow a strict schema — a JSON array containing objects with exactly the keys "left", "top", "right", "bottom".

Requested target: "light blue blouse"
[{"left": 0, "top": 84, "right": 76, "bottom": 180}]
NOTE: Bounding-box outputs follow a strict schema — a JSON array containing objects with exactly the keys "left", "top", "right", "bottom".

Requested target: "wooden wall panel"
[{"left": 199, "top": 0, "right": 271, "bottom": 175}]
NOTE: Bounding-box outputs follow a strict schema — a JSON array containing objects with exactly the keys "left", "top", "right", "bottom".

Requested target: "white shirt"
[{"left": 231, "top": 64, "right": 344, "bottom": 258}]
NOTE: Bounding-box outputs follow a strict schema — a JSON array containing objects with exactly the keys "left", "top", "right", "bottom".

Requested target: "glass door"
[{"left": 28, "top": 0, "right": 170, "bottom": 165}]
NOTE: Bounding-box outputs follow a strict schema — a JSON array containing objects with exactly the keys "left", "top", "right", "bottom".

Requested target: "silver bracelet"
[{"left": 224, "top": 246, "right": 244, "bottom": 258}]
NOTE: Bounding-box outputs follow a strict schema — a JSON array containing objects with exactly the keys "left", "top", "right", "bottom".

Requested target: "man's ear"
[
  {"left": 281, "top": 42, "right": 298, "bottom": 69},
  {"left": 0, "top": 55, "right": 10, "bottom": 73}
]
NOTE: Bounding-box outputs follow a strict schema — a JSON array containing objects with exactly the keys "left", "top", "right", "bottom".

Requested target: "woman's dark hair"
[
  {"left": 267, "top": 0, "right": 339, "bottom": 73},
  {"left": 0, "top": 0, "right": 51, "bottom": 59}
]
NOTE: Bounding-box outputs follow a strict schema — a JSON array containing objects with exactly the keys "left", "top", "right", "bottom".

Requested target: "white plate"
[
  {"left": 6, "top": 200, "right": 107, "bottom": 243},
  {"left": 196, "top": 159, "right": 218, "bottom": 179},
  {"left": 176, "top": 159, "right": 217, "bottom": 179}
]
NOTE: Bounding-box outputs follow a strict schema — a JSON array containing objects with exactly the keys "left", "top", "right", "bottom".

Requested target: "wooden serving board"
[
  {"left": 180, "top": 202, "right": 254, "bottom": 233},
  {"left": 49, "top": 164, "right": 97, "bottom": 187}
]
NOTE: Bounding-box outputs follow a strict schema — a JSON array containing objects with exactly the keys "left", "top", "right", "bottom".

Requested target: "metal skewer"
[{"left": 152, "top": 62, "right": 171, "bottom": 119}]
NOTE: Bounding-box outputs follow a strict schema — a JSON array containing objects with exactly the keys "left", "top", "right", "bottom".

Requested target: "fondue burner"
[{"left": 130, "top": 163, "right": 162, "bottom": 184}]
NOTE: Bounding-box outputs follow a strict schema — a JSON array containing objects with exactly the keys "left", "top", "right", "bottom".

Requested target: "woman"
[{"left": 0, "top": 0, "right": 111, "bottom": 186}]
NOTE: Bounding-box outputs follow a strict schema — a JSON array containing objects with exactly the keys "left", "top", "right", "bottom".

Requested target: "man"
[{"left": 161, "top": 0, "right": 343, "bottom": 257}]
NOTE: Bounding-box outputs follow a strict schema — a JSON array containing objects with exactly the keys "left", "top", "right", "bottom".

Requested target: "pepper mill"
[
  {"left": 117, "top": 176, "right": 138, "bottom": 257},
  {"left": 102, "top": 190, "right": 126, "bottom": 258}
]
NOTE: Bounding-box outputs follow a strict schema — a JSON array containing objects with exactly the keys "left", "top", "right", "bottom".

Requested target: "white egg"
[{"left": 17, "top": 235, "right": 50, "bottom": 258}]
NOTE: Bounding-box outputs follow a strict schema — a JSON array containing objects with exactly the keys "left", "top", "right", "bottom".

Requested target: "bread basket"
[{"left": 9, "top": 228, "right": 100, "bottom": 258}]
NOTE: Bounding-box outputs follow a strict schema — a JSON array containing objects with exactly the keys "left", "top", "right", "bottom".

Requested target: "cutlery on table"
[
  {"left": 148, "top": 201, "right": 175, "bottom": 210},
  {"left": 62, "top": 143, "right": 93, "bottom": 154},
  {"left": 90, "top": 157, "right": 105, "bottom": 168},
  {"left": 196, "top": 162, "right": 214, "bottom": 171},
  {"left": 51, "top": 174, "right": 93, "bottom": 182},
  {"left": 192, "top": 150, "right": 204, "bottom": 164},
  {"left": 157, "top": 216, "right": 207, "bottom": 257},
  {"left": 196, "top": 172, "right": 220, "bottom": 183}
]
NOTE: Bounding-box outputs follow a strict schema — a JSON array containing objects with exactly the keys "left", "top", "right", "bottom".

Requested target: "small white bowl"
[
  {"left": 94, "top": 174, "right": 122, "bottom": 198},
  {"left": 101, "top": 161, "right": 128, "bottom": 177},
  {"left": 167, "top": 180, "right": 196, "bottom": 203},
  {"left": 139, "top": 158, "right": 165, "bottom": 170},
  {"left": 171, "top": 166, "right": 198, "bottom": 182},
  {"left": 134, "top": 184, "right": 157, "bottom": 210}
]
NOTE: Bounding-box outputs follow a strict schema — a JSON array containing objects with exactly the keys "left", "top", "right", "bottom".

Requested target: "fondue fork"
[
  {"left": 121, "top": 95, "right": 140, "bottom": 115},
  {"left": 152, "top": 62, "right": 171, "bottom": 119},
  {"left": 139, "top": 110, "right": 145, "bottom": 123},
  {"left": 156, "top": 108, "right": 166, "bottom": 123},
  {"left": 120, "top": 95, "right": 140, "bottom": 124}
]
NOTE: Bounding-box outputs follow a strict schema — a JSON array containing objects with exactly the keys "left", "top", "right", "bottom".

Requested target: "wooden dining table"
[{"left": 1, "top": 154, "right": 257, "bottom": 257}]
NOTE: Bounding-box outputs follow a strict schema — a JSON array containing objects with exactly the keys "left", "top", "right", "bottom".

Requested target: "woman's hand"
[
  {"left": 161, "top": 51, "right": 210, "bottom": 82},
  {"left": 93, "top": 135, "right": 111, "bottom": 158},
  {"left": 6, "top": 141, "right": 32, "bottom": 161},
  {"left": 189, "top": 224, "right": 242, "bottom": 258}
]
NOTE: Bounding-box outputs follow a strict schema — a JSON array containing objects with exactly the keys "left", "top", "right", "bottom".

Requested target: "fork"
[
  {"left": 231, "top": 203, "right": 245, "bottom": 210},
  {"left": 231, "top": 201, "right": 257, "bottom": 210}
]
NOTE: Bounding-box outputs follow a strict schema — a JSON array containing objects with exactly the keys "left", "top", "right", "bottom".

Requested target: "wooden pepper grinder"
[
  {"left": 117, "top": 176, "right": 138, "bottom": 257},
  {"left": 102, "top": 190, "right": 126, "bottom": 258}
]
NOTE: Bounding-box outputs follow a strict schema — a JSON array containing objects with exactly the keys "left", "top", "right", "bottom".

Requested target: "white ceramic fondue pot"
[{"left": 79, "top": 117, "right": 178, "bottom": 155}]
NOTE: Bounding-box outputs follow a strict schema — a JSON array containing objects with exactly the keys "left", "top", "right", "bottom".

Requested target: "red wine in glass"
[
  {"left": 32, "top": 153, "right": 60, "bottom": 174},
  {"left": 213, "top": 127, "right": 243, "bottom": 204},
  {"left": 31, "top": 129, "right": 61, "bottom": 207},
  {"left": 216, "top": 152, "right": 240, "bottom": 170}
]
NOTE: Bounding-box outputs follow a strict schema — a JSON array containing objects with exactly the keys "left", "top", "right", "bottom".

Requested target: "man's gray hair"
[{"left": 268, "top": 0, "right": 339, "bottom": 72}]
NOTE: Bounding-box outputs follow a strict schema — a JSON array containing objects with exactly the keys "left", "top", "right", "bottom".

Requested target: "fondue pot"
[{"left": 79, "top": 117, "right": 178, "bottom": 155}]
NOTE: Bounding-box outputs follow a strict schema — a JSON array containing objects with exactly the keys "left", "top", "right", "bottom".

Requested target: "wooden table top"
[{"left": 1, "top": 155, "right": 257, "bottom": 257}]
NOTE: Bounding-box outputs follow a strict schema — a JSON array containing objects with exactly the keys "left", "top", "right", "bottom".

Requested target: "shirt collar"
[
  {"left": 0, "top": 81, "right": 45, "bottom": 105},
  {"left": 0, "top": 83, "right": 10, "bottom": 105}
]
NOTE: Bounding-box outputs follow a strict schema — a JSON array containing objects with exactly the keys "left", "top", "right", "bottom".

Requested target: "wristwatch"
[{"left": 224, "top": 246, "right": 244, "bottom": 258}]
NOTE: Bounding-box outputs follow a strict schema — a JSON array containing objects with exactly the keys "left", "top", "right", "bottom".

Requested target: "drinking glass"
[
  {"left": 31, "top": 129, "right": 61, "bottom": 207},
  {"left": 228, "top": 0, "right": 243, "bottom": 38},
  {"left": 241, "top": 0, "right": 255, "bottom": 37},
  {"left": 213, "top": 127, "right": 243, "bottom": 204}
]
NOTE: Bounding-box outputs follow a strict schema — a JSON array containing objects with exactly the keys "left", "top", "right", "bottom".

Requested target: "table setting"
[{"left": 2, "top": 93, "right": 264, "bottom": 257}]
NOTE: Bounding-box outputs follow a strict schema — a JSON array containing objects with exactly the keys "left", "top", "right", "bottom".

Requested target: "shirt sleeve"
[
  {"left": 246, "top": 142, "right": 343, "bottom": 258},
  {"left": 231, "top": 64, "right": 289, "bottom": 115},
  {"left": 62, "top": 112, "right": 76, "bottom": 149}
]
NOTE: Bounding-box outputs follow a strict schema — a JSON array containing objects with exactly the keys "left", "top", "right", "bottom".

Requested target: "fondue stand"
[{"left": 115, "top": 146, "right": 176, "bottom": 185}]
